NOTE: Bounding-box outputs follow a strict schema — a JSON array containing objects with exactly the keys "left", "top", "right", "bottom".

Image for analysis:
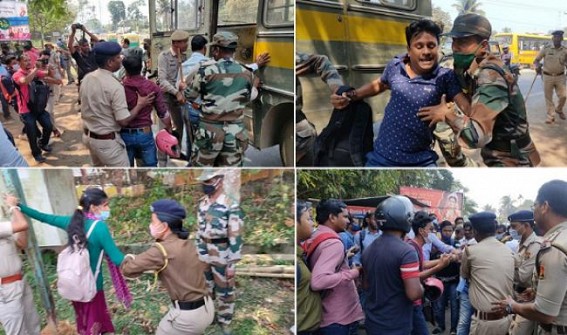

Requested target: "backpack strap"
[{"left": 86, "top": 220, "right": 104, "bottom": 279}]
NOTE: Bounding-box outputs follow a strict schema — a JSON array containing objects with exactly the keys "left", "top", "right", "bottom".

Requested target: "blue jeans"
[
  {"left": 120, "top": 130, "right": 158, "bottom": 167},
  {"left": 21, "top": 110, "right": 52, "bottom": 158},
  {"left": 434, "top": 281, "right": 459, "bottom": 331},
  {"left": 319, "top": 321, "right": 359, "bottom": 335},
  {"left": 1, "top": 93, "right": 10, "bottom": 118},
  {"left": 412, "top": 304, "right": 430, "bottom": 335},
  {"left": 365, "top": 151, "right": 438, "bottom": 167},
  {"left": 456, "top": 290, "right": 474, "bottom": 335}
]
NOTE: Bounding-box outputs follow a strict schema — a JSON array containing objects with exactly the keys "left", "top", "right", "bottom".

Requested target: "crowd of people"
[
  {"left": 297, "top": 179, "right": 567, "bottom": 335},
  {"left": 0, "top": 170, "right": 243, "bottom": 335},
  {"left": 0, "top": 22, "right": 270, "bottom": 168}
]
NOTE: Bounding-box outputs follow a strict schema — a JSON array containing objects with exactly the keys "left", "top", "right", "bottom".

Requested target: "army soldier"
[
  {"left": 186, "top": 32, "right": 257, "bottom": 167},
  {"left": 121, "top": 199, "right": 214, "bottom": 335},
  {"left": 493, "top": 180, "right": 567, "bottom": 335},
  {"left": 461, "top": 211, "right": 514, "bottom": 334},
  {"left": 295, "top": 52, "right": 345, "bottom": 166},
  {"left": 158, "top": 30, "right": 190, "bottom": 145},
  {"left": 0, "top": 197, "right": 40, "bottom": 335},
  {"left": 534, "top": 30, "right": 567, "bottom": 124},
  {"left": 507, "top": 210, "right": 543, "bottom": 335},
  {"left": 196, "top": 170, "right": 243, "bottom": 335},
  {"left": 418, "top": 13, "right": 541, "bottom": 167}
]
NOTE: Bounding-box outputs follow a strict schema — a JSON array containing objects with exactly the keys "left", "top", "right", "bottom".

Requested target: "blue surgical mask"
[
  {"left": 509, "top": 228, "right": 520, "bottom": 241},
  {"left": 99, "top": 210, "right": 111, "bottom": 221}
]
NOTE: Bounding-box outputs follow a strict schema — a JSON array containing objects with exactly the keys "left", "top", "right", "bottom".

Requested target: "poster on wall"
[
  {"left": 0, "top": 1, "right": 30, "bottom": 41},
  {"left": 399, "top": 186, "right": 464, "bottom": 223}
]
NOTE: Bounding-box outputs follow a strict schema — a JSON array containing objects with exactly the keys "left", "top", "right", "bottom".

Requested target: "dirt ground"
[{"left": 2, "top": 82, "right": 91, "bottom": 167}]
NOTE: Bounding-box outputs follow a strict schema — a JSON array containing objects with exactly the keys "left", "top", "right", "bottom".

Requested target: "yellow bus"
[
  {"left": 148, "top": 0, "right": 294, "bottom": 166},
  {"left": 494, "top": 33, "right": 551, "bottom": 68},
  {"left": 296, "top": 0, "right": 432, "bottom": 132}
]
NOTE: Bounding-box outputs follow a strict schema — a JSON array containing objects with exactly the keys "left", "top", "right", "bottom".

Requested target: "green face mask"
[{"left": 453, "top": 42, "right": 484, "bottom": 70}]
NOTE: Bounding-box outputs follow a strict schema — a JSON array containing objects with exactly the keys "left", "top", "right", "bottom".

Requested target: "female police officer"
[{"left": 121, "top": 199, "right": 214, "bottom": 334}]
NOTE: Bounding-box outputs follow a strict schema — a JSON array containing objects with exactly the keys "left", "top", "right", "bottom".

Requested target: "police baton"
[{"left": 524, "top": 71, "right": 540, "bottom": 103}]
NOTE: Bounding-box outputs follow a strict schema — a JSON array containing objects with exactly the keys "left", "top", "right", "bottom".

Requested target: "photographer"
[{"left": 67, "top": 23, "right": 98, "bottom": 87}]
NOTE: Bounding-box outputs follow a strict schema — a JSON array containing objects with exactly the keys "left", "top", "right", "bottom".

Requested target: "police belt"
[
  {"left": 172, "top": 298, "right": 205, "bottom": 311},
  {"left": 0, "top": 273, "right": 23, "bottom": 285},
  {"left": 474, "top": 310, "right": 507, "bottom": 321},
  {"left": 84, "top": 129, "right": 116, "bottom": 140},
  {"left": 487, "top": 133, "right": 531, "bottom": 152},
  {"left": 202, "top": 237, "right": 229, "bottom": 244},
  {"left": 543, "top": 71, "right": 565, "bottom": 77},
  {"left": 540, "top": 323, "right": 567, "bottom": 334}
]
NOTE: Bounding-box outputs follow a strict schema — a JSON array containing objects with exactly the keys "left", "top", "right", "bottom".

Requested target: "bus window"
[
  {"left": 155, "top": 0, "right": 174, "bottom": 32},
  {"left": 219, "top": 0, "right": 259, "bottom": 25},
  {"left": 359, "top": 0, "right": 416, "bottom": 10},
  {"left": 264, "top": 0, "right": 294, "bottom": 26},
  {"left": 177, "top": 0, "right": 200, "bottom": 31}
]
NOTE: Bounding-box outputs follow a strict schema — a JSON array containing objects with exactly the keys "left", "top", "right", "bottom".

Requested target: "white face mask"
[
  {"left": 12, "top": 64, "right": 20, "bottom": 71},
  {"left": 509, "top": 228, "right": 521, "bottom": 241}
]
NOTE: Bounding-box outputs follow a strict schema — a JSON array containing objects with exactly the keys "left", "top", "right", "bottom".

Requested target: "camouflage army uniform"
[
  {"left": 295, "top": 52, "right": 344, "bottom": 166},
  {"left": 448, "top": 54, "right": 540, "bottom": 167},
  {"left": 197, "top": 193, "right": 243, "bottom": 326},
  {"left": 186, "top": 54, "right": 254, "bottom": 167}
]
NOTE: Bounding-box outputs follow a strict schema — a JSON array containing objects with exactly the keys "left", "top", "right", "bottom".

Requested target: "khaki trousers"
[
  {"left": 470, "top": 314, "right": 512, "bottom": 335},
  {"left": 156, "top": 296, "right": 215, "bottom": 335},
  {"left": 0, "top": 280, "right": 40, "bottom": 335},
  {"left": 543, "top": 74, "right": 566, "bottom": 121},
  {"left": 510, "top": 314, "right": 537, "bottom": 335},
  {"left": 83, "top": 133, "right": 130, "bottom": 167}
]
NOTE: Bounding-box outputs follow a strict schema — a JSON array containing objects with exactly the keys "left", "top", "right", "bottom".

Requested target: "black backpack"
[
  {"left": 314, "top": 87, "right": 374, "bottom": 167},
  {"left": 27, "top": 79, "right": 50, "bottom": 115}
]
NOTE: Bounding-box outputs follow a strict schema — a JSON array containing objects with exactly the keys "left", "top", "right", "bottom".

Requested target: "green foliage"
[
  {"left": 28, "top": 0, "right": 73, "bottom": 45},
  {"left": 108, "top": 1, "right": 127, "bottom": 31},
  {"left": 452, "top": 0, "right": 486, "bottom": 16}
]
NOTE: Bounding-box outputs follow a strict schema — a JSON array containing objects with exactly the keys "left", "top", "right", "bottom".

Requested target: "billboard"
[
  {"left": 0, "top": 1, "right": 30, "bottom": 41},
  {"left": 399, "top": 186, "right": 464, "bottom": 223}
]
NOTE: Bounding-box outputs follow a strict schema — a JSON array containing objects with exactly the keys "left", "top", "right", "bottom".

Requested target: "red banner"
[{"left": 399, "top": 186, "right": 463, "bottom": 223}]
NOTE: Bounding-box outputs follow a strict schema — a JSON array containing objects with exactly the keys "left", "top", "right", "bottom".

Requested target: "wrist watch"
[{"left": 505, "top": 302, "right": 514, "bottom": 315}]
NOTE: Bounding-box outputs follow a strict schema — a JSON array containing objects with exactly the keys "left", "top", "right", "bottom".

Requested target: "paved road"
[{"left": 2, "top": 83, "right": 283, "bottom": 167}]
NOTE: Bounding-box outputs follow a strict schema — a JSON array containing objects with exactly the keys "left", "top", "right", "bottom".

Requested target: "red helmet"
[
  {"left": 155, "top": 129, "right": 180, "bottom": 158},
  {"left": 423, "top": 277, "right": 444, "bottom": 301}
]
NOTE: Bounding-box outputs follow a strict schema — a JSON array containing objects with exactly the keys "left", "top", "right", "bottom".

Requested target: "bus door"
[{"left": 296, "top": 0, "right": 349, "bottom": 133}]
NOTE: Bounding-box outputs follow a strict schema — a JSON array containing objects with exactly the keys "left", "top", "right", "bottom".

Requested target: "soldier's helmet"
[
  {"left": 375, "top": 195, "right": 414, "bottom": 233},
  {"left": 210, "top": 31, "right": 238, "bottom": 49},
  {"left": 198, "top": 169, "right": 226, "bottom": 181}
]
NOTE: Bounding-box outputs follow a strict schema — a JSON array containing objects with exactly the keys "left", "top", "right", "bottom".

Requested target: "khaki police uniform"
[
  {"left": 533, "top": 222, "right": 567, "bottom": 335},
  {"left": 461, "top": 237, "right": 515, "bottom": 334},
  {"left": 511, "top": 232, "right": 543, "bottom": 335},
  {"left": 534, "top": 45, "right": 567, "bottom": 123},
  {"left": 80, "top": 68, "right": 131, "bottom": 167},
  {"left": 121, "top": 233, "right": 214, "bottom": 335},
  {"left": 0, "top": 220, "right": 40, "bottom": 335}
]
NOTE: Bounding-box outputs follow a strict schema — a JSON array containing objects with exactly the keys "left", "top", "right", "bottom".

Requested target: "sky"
[
  {"left": 432, "top": 0, "right": 567, "bottom": 34},
  {"left": 70, "top": 0, "right": 149, "bottom": 25},
  {"left": 450, "top": 169, "right": 567, "bottom": 210}
]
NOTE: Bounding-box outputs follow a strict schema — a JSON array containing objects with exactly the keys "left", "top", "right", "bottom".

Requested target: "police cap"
[
  {"left": 93, "top": 41, "right": 121, "bottom": 57},
  {"left": 469, "top": 211, "right": 497, "bottom": 231},
  {"left": 211, "top": 31, "right": 238, "bottom": 49},
  {"left": 150, "top": 199, "right": 187, "bottom": 221},
  {"left": 551, "top": 30, "right": 564, "bottom": 37},
  {"left": 508, "top": 210, "right": 534, "bottom": 223},
  {"left": 171, "top": 30, "right": 190, "bottom": 42},
  {"left": 443, "top": 13, "right": 492, "bottom": 40}
]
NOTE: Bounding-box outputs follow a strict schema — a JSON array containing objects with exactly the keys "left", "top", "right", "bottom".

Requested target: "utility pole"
[{"left": 1, "top": 169, "right": 58, "bottom": 333}]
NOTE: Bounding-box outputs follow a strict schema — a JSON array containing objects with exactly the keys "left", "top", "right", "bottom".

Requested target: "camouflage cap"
[
  {"left": 197, "top": 169, "right": 225, "bottom": 181},
  {"left": 171, "top": 29, "right": 190, "bottom": 42},
  {"left": 443, "top": 13, "right": 492, "bottom": 40},
  {"left": 210, "top": 31, "right": 238, "bottom": 49},
  {"left": 551, "top": 30, "right": 564, "bottom": 36}
]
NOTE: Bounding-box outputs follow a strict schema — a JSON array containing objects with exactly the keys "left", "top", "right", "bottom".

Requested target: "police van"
[{"left": 148, "top": 0, "right": 294, "bottom": 166}]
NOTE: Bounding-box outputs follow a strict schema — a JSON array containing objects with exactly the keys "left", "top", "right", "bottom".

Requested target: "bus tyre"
[{"left": 279, "top": 119, "right": 294, "bottom": 167}]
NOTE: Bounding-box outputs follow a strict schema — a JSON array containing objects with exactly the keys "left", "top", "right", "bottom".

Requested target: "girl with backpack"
[{"left": 6, "top": 188, "right": 130, "bottom": 335}]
